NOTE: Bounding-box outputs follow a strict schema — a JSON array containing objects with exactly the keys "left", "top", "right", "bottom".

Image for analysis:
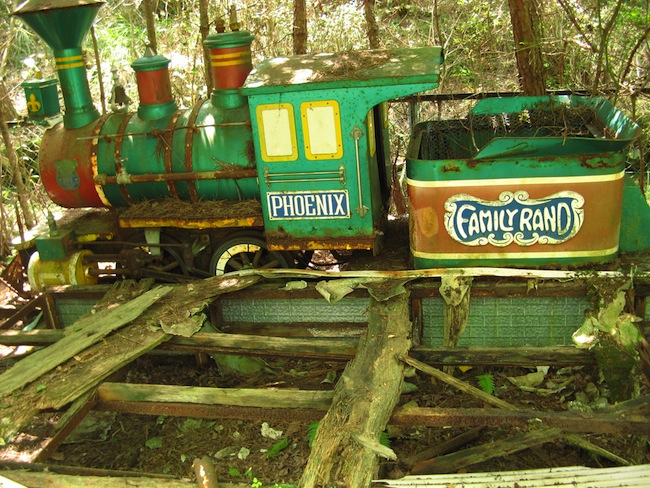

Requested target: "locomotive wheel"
[
  {"left": 123, "top": 232, "right": 189, "bottom": 277},
  {"left": 210, "top": 233, "right": 292, "bottom": 275}
]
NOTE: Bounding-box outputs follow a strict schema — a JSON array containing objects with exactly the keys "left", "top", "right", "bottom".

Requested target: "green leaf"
[
  {"left": 145, "top": 436, "right": 163, "bottom": 449},
  {"left": 477, "top": 373, "right": 495, "bottom": 395},
  {"left": 228, "top": 467, "right": 242, "bottom": 477},
  {"left": 267, "top": 438, "right": 290, "bottom": 458},
  {"left": 307, "top": 421, "right": 320, "bottom": 448},
  {"left": 36, "top": 384, "right": 47, "bottom": 392}
]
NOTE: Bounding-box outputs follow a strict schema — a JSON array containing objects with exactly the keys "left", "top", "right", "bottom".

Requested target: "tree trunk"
[
  {"left": 300, "top": 288, "right": 412, "bottom": 487},
  {"left": 364, "top": 0, "right": 380, "bottom": 49},
  {"left": 0, "top": 80, "right": 17, "bottom": 121},
  {"left": 507, "top": 0, "right": 546, "bottom": 95},
  {"left": 199, "top": 0, "right": 213, "bottom": 93},
  {"left": 293, "top": 0, "right": 307, "bottom": 54},
  {"left": 0, "top": 106, "right": 35, "bottom": 229},
  {"left": 143, "top": 0, "right": 158, "bottom": 53}
]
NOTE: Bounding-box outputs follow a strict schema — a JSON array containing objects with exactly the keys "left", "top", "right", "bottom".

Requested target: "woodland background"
[{"left": 0, "top": 0, "right": 648, "bottom": 258}]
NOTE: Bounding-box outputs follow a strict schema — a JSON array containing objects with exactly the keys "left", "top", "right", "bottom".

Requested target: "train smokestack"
[
  {"left": 13, "top": 0, "right": 104, "bottom": 129},
  {"left": 204, "top": 6, "right": 254, "bottom": 92}
]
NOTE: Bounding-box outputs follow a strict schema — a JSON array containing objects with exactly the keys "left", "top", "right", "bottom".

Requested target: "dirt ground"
[{"left": 2, "top": 348, "right": 648, "bottom": 486}]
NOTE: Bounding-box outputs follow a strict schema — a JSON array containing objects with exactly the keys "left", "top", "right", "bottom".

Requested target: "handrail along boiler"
[{"left": 11, "top": 0, "right": 650, "bottom": 291}]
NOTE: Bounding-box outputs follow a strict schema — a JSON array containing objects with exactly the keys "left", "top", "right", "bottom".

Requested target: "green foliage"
[
  {"left": 178, "top": 418, "right": 215, "bottom": 433},
  {"left": 145, "top": 436, "right": 163, "bottom": 449},
  {"left": 476, "top": 373, "right": 495, "bottom": 395},
  {"left": 307, "top": 421, "right": 319, "bottom": 448},
  {"left": 267, "top": 438, "right": 290, "bottom": 458}
]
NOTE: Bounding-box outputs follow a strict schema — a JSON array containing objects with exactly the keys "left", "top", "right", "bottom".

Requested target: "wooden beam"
[
  {"left": 97, "top": 382, "right": 334, "bottom": 409},
  {"left": 410, "top": 345, "right": 595, "bottom": 366},
  {"left": 389, "top": 406, "right": 650, "bottom": 435},
  {"left": 0, "top": 275, "right": 263, "bottom": 443},
  {"left": 0, "top": 471, "right": 196, "bottom": 488},
  {"left": 301, "top": 289, "right": 413, "bottom": 488},
  {"left": 410, "top": 427, "right": 563, "bottom": 475},
  {"left": 0, "top": 286, "right": 172, "bottom": 397},
  {"left": 0, "top": 294, "right": 43, "bottom": 330},
  {"left": 0, "top": 330, "right": 594, "bottom": 367},
  {"left": 161, "top": 332, "right": 358, "bottom": 359}
]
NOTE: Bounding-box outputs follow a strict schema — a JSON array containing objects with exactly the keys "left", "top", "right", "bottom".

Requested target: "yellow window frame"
[
  {"left": 367, "top": 110, "right": 376, "bottom": 158},
  {"left": 256, "top": 103, "right": 298, "bottom": 162},
  {"left": 300, "top": 100, "right": 343, "bottom": 160}
]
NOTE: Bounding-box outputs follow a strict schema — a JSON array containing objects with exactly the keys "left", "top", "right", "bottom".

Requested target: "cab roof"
[{"left": 242, "top": 46, "right": 444, "bottom": 95}]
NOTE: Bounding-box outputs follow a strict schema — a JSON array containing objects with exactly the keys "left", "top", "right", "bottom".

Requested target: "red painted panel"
[
  {"left": 211, "top": 46, "right": 253, "bottom": 90},
  {"left": 408, "top": 177, "right": 623, "bottom": 261},
  {"left": 135, "top": 69, "right": 173, "bottom": 105},
  {"left": 40, "top": 122, "right": 106, "bottom": 208}
]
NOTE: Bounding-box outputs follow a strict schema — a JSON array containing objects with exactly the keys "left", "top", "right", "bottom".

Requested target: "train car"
[{"left": 11, "top": 0, "right": 650, "bottom": 292}]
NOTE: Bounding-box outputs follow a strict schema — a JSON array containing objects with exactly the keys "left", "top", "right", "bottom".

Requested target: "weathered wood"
[
  {"left": 164, "top": 332, "right": 358, "bottom": 359},
  {"left": 218, "top": 322, "right": 366, "bottom": 339},
  {"left": 98, "top": 382, "right": 334, "bottom": 409},
  {"left": 410, "top": 345, "right": 595, "bottom": 366},
  {"left": 0, "top": 294, "right": 44, "bottom": 330},
  {"left": 0, "top": 471, "right": 196, "bottom": 488},
  {"left": 440, "top": 276, "right": 472, "bottom": 349},
  {"left": 0, "top": 285, "right": 172, "bottom": 398},
  {"left": 0, "top": 275, "right": 262, "bottom": 443},
  {"left": 411, "top": 427, "right": 562, "bottom": 475},
  {"left": 389, "top": 406, "right": 650, "bottom": 435},
  {"left": 34, "top": 389, "right": 98, "bottom": 463},
  {"left": 246, "top": 266, "right": 644, "bottom": 281},
  {"left": 403, "top": 427, "right": 485, "bottom": 468},
  {"left": 401, "top": 355, "right": 513, "bottom": 410},
  {"left": 300, "top": 288, "right": 412, "bottom": 488},
  {"left": 377, "top": 464, "right": 650, "bottom": 487},
  {"left": 0, "top": 329, "right": 595, "bottom": 366},
  {"left": 401, "top": 355, "right": 631, "bottom": 466}
]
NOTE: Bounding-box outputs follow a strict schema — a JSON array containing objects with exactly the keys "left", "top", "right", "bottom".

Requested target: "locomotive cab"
[{"left": 242, "top": 48, "right": 443, "bottom": 255}]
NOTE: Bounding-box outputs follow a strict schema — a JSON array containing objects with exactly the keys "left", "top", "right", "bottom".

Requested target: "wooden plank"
[
  {"left": 0, "top": 286, "right": 172, "bottom": 398},
  {"left": 219, "top": 322, "right": 367, "bottom": 338},
  {"left": 41, "top": 293, "right": 62, "bottom": 329},
  {"left": 0, "top": 295, "right": 43, "bottom": 330},
  {"left": 97, "top": 382, "right": 334, "bottom": 409},
  {"left": 0, "top": 330, "right": 595, "bottom": 366},
  {"left": 244, "top": 266, "right": 647, "bottom": 281},
  {"left": 389, "top": 406, "right": 650, "bottom": 435},
  {"left": 408, "top": 427, "right": 563, "bottom": 474},
  {"left": 410, "top": 345, "right": 595, "bottom": 366},
  {"left": 0, "top": 275, "right": 262, "bottom": 443},
  {"left": 377, "top": 465, "right": 650, "bottom": 487},
  {"left": 0, "top": 329, "right": 63, "bottom": 345},
  {"left": 34, "top": 390, "right": 97, "bottom": 463},
  {"left": 0, "top": 471, "right": 197, "bottom": 488},
  {"left": 162, "top": 332, "right": 358, "bottom": 359}
]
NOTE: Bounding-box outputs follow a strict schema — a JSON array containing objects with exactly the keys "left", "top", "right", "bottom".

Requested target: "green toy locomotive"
[{"left": 12, "top": 0, "right": 650, "bottom": 291}]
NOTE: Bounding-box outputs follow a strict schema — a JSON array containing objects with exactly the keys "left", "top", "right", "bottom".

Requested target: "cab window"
[
  {"left": 300, "top": 100, "right": 343, "bottom": 160},
  {"left": 256, "top": 103, "right": 298, "bottom": 161}
]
